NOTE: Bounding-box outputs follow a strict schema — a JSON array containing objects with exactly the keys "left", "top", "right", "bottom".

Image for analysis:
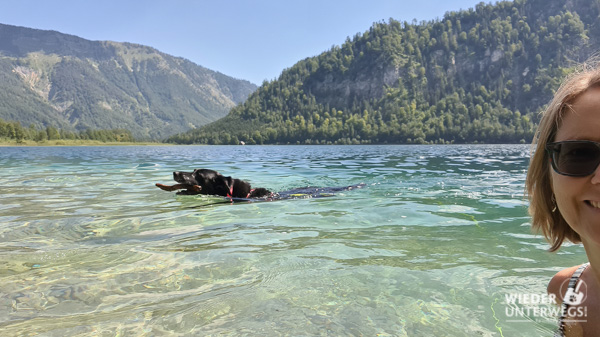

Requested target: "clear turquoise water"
[{"left": 0, "top": 145, "right": 587, "bottom": 336}]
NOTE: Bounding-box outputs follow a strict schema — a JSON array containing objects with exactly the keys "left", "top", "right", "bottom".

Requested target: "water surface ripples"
[{"left": 0, "top": 145, "right": 587, "bottom": 336}]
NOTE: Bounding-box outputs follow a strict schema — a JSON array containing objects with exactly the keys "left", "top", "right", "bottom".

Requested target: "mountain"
[
  {"left": 0, "top": 23, "right": 257, "bottom": 140},
  {"left": 168, "top": 0, "right": 599, "bottom": 145}
]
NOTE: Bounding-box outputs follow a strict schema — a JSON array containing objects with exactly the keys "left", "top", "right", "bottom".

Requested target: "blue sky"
[{"left": 0, "top": 0, "right": 488, "bottom": 85}]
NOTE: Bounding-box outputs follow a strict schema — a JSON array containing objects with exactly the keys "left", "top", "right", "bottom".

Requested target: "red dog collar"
[{"left": 228, "top": 186, "right": 256, "bottom": 199}]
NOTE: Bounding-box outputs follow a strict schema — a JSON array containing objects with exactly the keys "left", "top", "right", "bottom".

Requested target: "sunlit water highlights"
[{"left": 0, "top": 145, "right": 587, "bottom": 336}]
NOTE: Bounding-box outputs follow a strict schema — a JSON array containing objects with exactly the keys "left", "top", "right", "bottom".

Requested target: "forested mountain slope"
[
  {"left": 169, "top": 0, "right": 599, "bottom": 144},
  {"left": 0, "top": 24, "right": 257, "bottom": 140}
]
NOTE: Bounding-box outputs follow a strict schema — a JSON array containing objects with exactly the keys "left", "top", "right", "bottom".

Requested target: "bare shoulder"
[{"left": 547, "top": 265, "right": 583, "bottom": 304}]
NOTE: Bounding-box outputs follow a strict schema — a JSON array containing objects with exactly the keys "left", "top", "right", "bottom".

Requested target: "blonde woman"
[{"left": 526, "top": 61, "right": 600, "bottom": 336}]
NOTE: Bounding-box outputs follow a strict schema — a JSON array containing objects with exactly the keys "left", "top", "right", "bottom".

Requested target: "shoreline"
[
  {"left": 0, "top": 139, "right": 531, "bottom": 147},
  {"left": 0, "top": 139, "right": 170, "bottom": 146}
]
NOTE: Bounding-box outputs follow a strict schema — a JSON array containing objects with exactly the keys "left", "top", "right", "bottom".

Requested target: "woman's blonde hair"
[{"left": 526, "top": 58, "right": 600, "bottom": 252}]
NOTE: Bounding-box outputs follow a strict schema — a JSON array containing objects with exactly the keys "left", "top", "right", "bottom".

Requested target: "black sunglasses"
[{"left": 545, "top": 140, "right": 600, "bottom": 177}]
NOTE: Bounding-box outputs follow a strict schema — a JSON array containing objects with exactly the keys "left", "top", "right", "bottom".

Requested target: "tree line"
[{"left": 0, "top": 118, "right": 135, "bottom": 143}]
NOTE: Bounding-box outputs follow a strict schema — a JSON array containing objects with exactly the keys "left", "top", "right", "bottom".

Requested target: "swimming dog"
[{"left": 156, "top": 169, "right": 364, "bottom": 200}]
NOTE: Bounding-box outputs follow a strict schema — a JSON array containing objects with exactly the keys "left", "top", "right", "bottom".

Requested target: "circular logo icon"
[{"left": 560, "top": 277, "right": 587, "bottom": 306}]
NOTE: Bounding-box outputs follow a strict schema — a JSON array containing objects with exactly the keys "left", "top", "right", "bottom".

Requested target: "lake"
[{"left": 0, "top": 145, "right": 587, "bottom": 336}]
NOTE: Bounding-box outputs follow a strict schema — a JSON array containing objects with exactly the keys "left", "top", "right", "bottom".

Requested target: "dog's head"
[{"left": 173, "top": 169, "right": 251, "bottom": 197}]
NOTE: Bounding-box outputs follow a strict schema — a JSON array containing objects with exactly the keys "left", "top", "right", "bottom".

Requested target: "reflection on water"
[{"left": 0, "top": 145, "right": 587, "bottom": 336}]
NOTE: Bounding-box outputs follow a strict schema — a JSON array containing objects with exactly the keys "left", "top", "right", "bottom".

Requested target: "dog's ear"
[
  {"left": 192, "top": 169, "right": 202, "bottom": 179},
  {"left": 222, "top": 176, "right": 234, "bottom": 193},
  {"left": 210, "top": 175, "right": 234, "bottom": 197}
]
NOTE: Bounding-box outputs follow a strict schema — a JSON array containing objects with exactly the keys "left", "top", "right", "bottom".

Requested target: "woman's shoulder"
[{"left": 547, "top": 264, "right": 587, "bottom": 304}]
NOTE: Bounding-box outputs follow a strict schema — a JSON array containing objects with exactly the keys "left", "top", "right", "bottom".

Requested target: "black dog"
[
  {"left": 156, "top": 168, "right": 364, "bottom": 200},
  {"left": 156, "top": 169, "right": 272, "bottom": 198}
]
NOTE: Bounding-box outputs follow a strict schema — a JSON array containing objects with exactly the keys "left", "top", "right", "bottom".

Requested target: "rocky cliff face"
[{"left": 0, "top": 24, "right": 257, "bottom": 139}]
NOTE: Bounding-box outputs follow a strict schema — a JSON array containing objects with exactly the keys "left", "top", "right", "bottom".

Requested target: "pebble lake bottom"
[{"left": 0, "top": 145, "right": 587, "bottom": 336}]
